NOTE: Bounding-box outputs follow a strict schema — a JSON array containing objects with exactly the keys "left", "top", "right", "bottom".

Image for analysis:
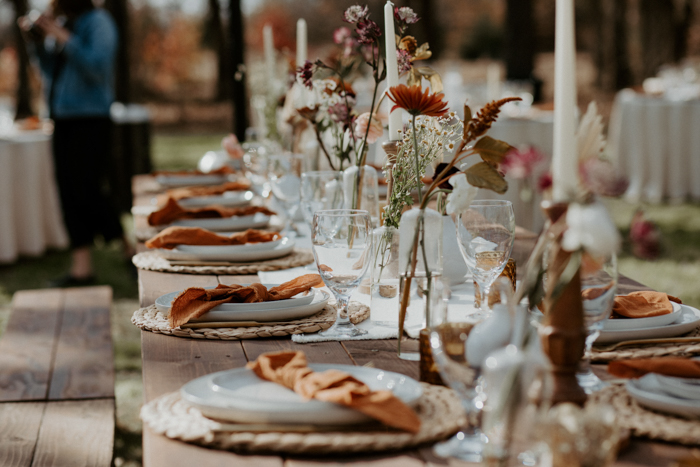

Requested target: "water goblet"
[
  {"left": 311, "top": 209, "right": 372, "bottom": 337},
  {"left": 300, "top": 171, "right": 344, "bottom": 228},
  {"left": 242, "top": 142, "right": 270, "bottom": 196},
  {"left": 430, "top": 298, "right": 485, "bottom": 461},
  {"left": 455, "top": 200, "right": 515, "bottom": 319},
  {"left": 268, "top": 153, "right": 305, "bottom": 235},
  {"left": 578, "top": 253, "right": 618, "bottom": 392}
]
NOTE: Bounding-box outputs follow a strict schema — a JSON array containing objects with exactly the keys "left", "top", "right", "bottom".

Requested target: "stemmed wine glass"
[
  {"left": 578, "top": 253, "right": 618, "bottom": 392},
  {"left": 268, "top": 153, "right": 305, "bottom": 235},
  {"left": 300, "top": 171, "right": 345, "bottom": 228},
  {"left": 455, "top": 200, "right": 515, "bottom": 318},
  {"left": 311, "top": 209, "right": 372, "bottom": 337},
  {"left": 430, "top": 297, "right": 485, "bottom": 461}
]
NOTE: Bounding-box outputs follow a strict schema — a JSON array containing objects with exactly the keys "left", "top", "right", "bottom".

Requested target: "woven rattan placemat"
[
  {"left": 132, "top": 249, "right": 314, "bottom": 275},
  {"left": 140, "top": 383, "right": 463, "bottom": 454},
  {"left": 589, "top": 327, "right": 700, "bottom": 363},
  {"left": 132, "top": 302, "right": 369, "bottom": 340},
  {"left": 591, "top": 383, "right": 700, "bottom": 445}
]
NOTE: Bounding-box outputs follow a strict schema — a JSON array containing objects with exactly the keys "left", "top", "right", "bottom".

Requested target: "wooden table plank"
[
  {"left": 0, "top": 289, "right": 63, "bottom": 402},
  {"left": 31, "top": 399, "right": 114, "bottom": 467},
  {"left": 241, "top": 338, "right": 354, "bottom": 365},
  {"left": 341, "top": 340, "right": 420, "bottom": 381},
  {"left": 143, "top": 428, "right": 284, "bottom": 467},
  {"left": 141, "top": 331, "right": 248, "bottom": 402},
  {"left": 49, "top": 287, "right": 114, "bottom": 400},
  {"left": 138, "top": 269, "right": 219, "bottom": 308},
  {"left": 0, "top": 402, "right": 45, "bottom": 467}
]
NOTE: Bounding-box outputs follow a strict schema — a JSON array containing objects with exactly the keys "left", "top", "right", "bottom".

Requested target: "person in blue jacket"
[{"left": 20, "top": 0, "right": 126, "bottom": 286}]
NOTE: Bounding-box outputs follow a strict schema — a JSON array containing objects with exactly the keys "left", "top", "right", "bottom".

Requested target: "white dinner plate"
[
  {"left": 179, "top": 190, "right": 255, "bottom": 208},
  {"left": 181, "top": 364, "right": 423, "bottom": 425},
  {"left": 655, "top": 374, "right": 700, "bottom": 401},
  {"left": 603, "top": 302, "right": 683, "bottom": 331},
  {"left": 595, "top": 304, "right": 700, "bottom": 344},
  {"left": 156, "top": 284, "right": 317, "bottom": 313},
  {"left": 172, "top": 212, "right": 270, "bottom": 231},
  {"left": 627, "top": 374, "right": 700, "bottom": 419},
  {"left": 156, "top": 237, "right": 293, "bottom": 262},
  {"left": 156, "top": 174, "right": 229, "bottom": 187}
]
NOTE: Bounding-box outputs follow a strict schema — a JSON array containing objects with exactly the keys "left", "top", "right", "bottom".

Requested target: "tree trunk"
[
  {"left": 12, "top": 0, "right": 33, "bottom": 119},
  {"left": 639, "top": 0, "right": 675, "bottom": 79},
  {"left": 105, "top": 0, "right": 131, "bottom": 103},
  {"left": 504, "top": 0, "right": 534, "bottom": 81},
  {"left": 674, "top": 0, "right": 693, "bottom": 62},
  {"left": 208, "top": 0, "right": 228, "bottom": 101},
  {"left": 228, "top": 0, "right": 248, "bottom": 140},
  {"left": 613, "top": 0, "right": 632, "bottom": 89}
]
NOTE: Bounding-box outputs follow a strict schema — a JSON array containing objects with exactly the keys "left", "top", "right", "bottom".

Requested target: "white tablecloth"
[
  {"left": 0, "top": 131, "right": 68, "bottom": 263},
  {"left": 609, "top": 89, "right": 700, "bottom": 203}
]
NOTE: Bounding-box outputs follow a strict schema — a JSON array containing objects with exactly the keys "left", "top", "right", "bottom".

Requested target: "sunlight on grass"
[{"left": 151, "top": 133, "right": 226, "bottom": 171}]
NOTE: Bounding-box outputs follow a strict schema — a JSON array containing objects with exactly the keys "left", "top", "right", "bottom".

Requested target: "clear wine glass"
[
  {"left": 579, "top": 253, "right": 618, "bottom": 392},
  {"left": 455, "top": 200, "right": 515, "bottom": 319},
  {"left": 430, "top": 297, "right": 485, "bottom": 462},
  {"left": 311, "top": 209, "right": 372, "bottom": 337},
  {"left": 268, "top": 153, "right": 305, "bottom": 235},
  {"left": 300, "top": 171, "right": 345, "bottom": 228},
  {"left": 242, "top": 142, "right": 270, "bottom": 197}
]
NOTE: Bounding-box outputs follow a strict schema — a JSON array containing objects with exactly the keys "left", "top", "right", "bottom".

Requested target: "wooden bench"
[{"left": 0, "top": 286, "right": 115, "bottom": 467}]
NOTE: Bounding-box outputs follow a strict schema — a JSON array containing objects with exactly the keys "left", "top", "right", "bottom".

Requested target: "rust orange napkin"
[
  {"left": 163, "top": 180, "right": 251, "bottom": 202},
  {"left": 608, "top": 358, "right": 700, "bottom": 379},
  {"left": 145, "top": 226, "right": 280, "bottom": 250},
  {"left": 612, "top": 291, "right": 682, "bottom": 318},
  {"left": 246, "top": 351, "right": 422, "bottom": 433},
  {"left": 168, "top": 274, "right": 324, "bottom": 328},
  {"left": 148, "top": 198, "right": 275, "bottom": 226}
]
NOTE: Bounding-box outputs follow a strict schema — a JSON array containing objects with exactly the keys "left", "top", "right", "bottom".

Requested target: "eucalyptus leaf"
[
  {"left": 465, "top": 162, "right": 508, "bottom": 194},
  {"left": 473, "top": 136, "right": 513, "bottom": 166}
]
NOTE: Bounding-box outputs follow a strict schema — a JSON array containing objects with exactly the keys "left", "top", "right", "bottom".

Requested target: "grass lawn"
[{"left": 1, "top": 132, "right": 699, "bottom": 466}]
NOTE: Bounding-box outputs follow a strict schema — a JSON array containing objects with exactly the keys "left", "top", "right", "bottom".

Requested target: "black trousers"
[{"left": 52, "top": 117, "right": 123, "bottom": 249}]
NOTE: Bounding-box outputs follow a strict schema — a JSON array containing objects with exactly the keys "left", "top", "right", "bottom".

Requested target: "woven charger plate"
[
  {"left": 591, "top": 383, "right": 700, "bottom": 445},
  {"left": 132, "top": 249, "right": 314, "bottom": 275},
  {"left": 140, "top": 383, "right": 463, "bottom": 454},
  {"left": 589, "top": 326, "right": 700, "bottom": 363},
  {"left": 131, "top": 302, "right": 369, "bottom": 340}
]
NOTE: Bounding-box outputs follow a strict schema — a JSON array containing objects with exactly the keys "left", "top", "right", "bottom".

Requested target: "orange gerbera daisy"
[{"left": 388, "top": 84, "right": 449, "bottom": 117}]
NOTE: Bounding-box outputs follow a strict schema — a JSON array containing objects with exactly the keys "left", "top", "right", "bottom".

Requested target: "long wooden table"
[{"left": 134, "top": 175, "right": 696, "bottom": 466}]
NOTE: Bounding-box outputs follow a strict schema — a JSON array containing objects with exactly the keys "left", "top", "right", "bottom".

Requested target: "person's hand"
[{"left": 33, "top": 15, "right": 71, "bottom": 44}]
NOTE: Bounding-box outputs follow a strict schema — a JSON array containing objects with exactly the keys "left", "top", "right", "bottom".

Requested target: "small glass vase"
[
  {"left": 398, "top": 207, "right": 443, "bottom": 274},
  {"left": 370, "top": 225, "right": 400, "bottom": 326},
  {"left": 343, "top": 165, "right": 380, "bottom": 227},
  {"left": 398, "top": 271, "right": 443, "bottom": 361}
]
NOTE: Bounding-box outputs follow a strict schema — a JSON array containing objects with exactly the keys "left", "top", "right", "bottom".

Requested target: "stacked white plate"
[
  {"left": 180, "top": 364, "right": 423, "bottom": 425},
  {"left": 627, "top": 366, "right": 700, "bottom": 419},
  {"left": 179, "top": 190, "right": 255, "bottom": 208},
  {"left": 156, "top": 237, "right": 294, "bottom": 262},
  {"left": 156, "top": 174, "right": 229, "bottom": 187},
  {"left": 155, "top": 285, "right": 330, "bottom": 321},
  {"left": 172, "top": 212, "right": 271, "bottom": 231},
  {"left": 595, "top": 302, "right": 700, "bottom": 344}
]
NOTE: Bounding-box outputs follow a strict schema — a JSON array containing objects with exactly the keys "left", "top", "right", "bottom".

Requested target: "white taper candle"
[
  {"left": 296, "top": 19, "right": 307, "bottom": 67},
  {"left": 384, "top": 1, "right": 402, "bottom": 141}
]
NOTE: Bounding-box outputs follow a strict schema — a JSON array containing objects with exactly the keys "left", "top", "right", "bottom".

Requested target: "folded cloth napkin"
[
  {"left": 608, "top": 358, "right": 700, "bottom": 379},
  {"left": 153, "top": 166, "right": 235, "bottom": 176},
  {"left": 148, "top": 198, "right": 276, "bottom": 226},
  {"left": 145, "top": 226, "right": 280, "bottom": 250},
  {"left": 168, "top": 274, "right": 324, "bottom": 328},
  {"left": 163, "top": 180, "right": 251, "bottom": 202},
  {"left": 611, "top": 291, "right": 682, "bottom": 318},
  {"left": 246, "top": 351, "right": 421, "bottom": 433}
]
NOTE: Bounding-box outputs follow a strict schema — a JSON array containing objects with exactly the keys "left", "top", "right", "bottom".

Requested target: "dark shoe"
[{"left": 48, "top": 274, "right": 97, "bottom": 288}]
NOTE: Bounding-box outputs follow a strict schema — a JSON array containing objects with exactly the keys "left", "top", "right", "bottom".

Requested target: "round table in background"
[{"left": 0, "top": 130, "right": 68, "bottom": 264}]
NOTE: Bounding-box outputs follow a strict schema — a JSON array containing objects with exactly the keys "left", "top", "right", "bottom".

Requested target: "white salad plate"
[
  {"left": 603, "top": 302, "right": 683, "bottom": 331},
  {"left": 654, "top": 373, "right": 700, "bottom": 401},
  {"left": 156, "top": 174, "right": 228, "bottom": 187},
  {"left": 172, "top": 213, "right": 270, "bottom": 231},
  {"left": 156, "top": 287, "right": 330, "bottom": 322},
  {"left": 627, "top": 373, "right": 700, "bottom": 419},
  {"left": 595, "top": 304, "right": 700, "bottom": 344},
  {"left": 179, "top": 190, "right": 255, "bottom": 208},
  {"left": 180, "top": 364, "right": 423, "bottom": 425},
  {"left": 156, "top": 237, "right": 293, "bottom": 262}
]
